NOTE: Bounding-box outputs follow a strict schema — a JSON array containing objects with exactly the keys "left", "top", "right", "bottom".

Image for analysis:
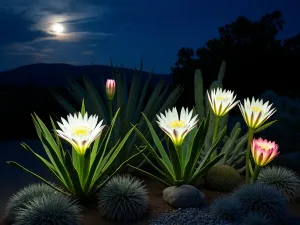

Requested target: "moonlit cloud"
[
  {"left": 0, "top": 0, "right": 113, "bottom": 69},
  {"left": 82, "top": 50, "right": 94, "bottom": 55},
  {"left": 88, "top": 43, "right": 98, "bottom": 47},
  {"left": 41, "top": 48, "right": 55, "bottom": 53},
  {"left": 31, "top": 32, "right": 113, "bottom": 43},
  {"left": 0, "top": 0, "right": 111, "bottom": 54}
]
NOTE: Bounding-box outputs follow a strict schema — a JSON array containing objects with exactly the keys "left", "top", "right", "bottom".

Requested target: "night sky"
[{"left": 0, "top": 0, "right": 299, "bottom": 74}]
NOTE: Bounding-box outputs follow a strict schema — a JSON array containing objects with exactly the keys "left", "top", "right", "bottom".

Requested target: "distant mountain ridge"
[{"left": 0, "top": 63, "right": 172, "bottom": 87}]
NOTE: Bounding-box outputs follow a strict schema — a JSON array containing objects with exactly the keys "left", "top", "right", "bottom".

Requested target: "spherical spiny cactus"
[
  {"left": 205, "top": 165, "right": 241, "bottom": 192},
  {"left": 5, "top": 183, "right": 61, "bottom": 224},
  {"left": 210, "top": 196, "right": 242, "bottom": 223},
  {"left": 257, "top": 166, "right": 300, "bottom": 202},
  {"left": 14, "top": 193, "right": 82, "bottom": 225},
  {"left": 241, "top": 212, "right": 270, "bottom": 225},
  {"left": 232, "top": 182, "right": 289, "bottom": 225},
  {"left": 97, "top": 174, "right": 148, "bottom": 222}
]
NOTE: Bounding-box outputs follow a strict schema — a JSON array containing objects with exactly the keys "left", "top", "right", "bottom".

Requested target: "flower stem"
[
  {"left": 211, "top": 116, "right": 221, "bottom": 160},
  {"left": 78, "top": 151, "right": 90, "bottom": 189},
  {"left": 245, "top": 128, "right": 255, "bottom": 184},
  {"left": 252, "top": 163, "right": 261, "bottom": 183},
  {"left": 109, "top": 100, "right": 113, "bottom": 123},
  {"left": 171, "top": 144, "right": 182, "bottom": 182},
  {"left": 78, "top": 153, "right": 84, "bottom": 183}
]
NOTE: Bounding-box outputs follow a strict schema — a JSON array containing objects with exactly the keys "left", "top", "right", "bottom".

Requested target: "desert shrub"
[
  {"left": 232, "top": 183, "right": 289, "bottom": 225},
  {"left": 210, "top": 196, "right": 242, "bottom": 223},
  {"left": 14, "top": 194, "right": 82, "bottom": 225},
  {"left": 257, "top": 166, "right": 300, "bottom": 202},
  {"left": 5, "top": 183, "right": 60, "bottom": 224},
  {"left": 97, "top": 174, "right": 148, "bottom": 222},
  {"left": 205, "top": 165, "right": 241, "bottom": 192}
]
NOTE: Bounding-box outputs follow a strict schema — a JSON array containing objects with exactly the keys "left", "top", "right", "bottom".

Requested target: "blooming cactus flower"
[
  {"left": 106, "top": 79, "right": 116, "bottom": 100},
  {"left": 251, "top": 138, "right": 279, "bottom": 166},
  {"left": 207, "top": 88, "right": 239, "bottom": 116},
  {"left": 56, "top": 112, "right": 105, "bottom": 155},
  {"left": 238, "top": 97, "right": 276, "bottom": 129},
  {"left": 156, "top": 107, "right": 198, "bottom": 147}
]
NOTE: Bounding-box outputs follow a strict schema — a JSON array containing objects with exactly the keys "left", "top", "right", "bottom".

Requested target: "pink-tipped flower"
[
  {"left": 251, "top": 138, "right": 279, "bottom": 166},
  {"left": 106, "top": 79, "right": 116, "bottom": 100}
]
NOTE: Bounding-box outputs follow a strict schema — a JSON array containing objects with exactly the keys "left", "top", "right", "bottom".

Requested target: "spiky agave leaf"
[
  {"left": 5, "top": 183, "right": 62, "bottom": 224},
  {"left": 14, "top": 194, "right": 82, "bottom": 225},
  {"left": 97, "top": 174, "right": 148, "bottom": 222},
  {"left": 257, "top": 166, "right": 300, "bottom": 202}
]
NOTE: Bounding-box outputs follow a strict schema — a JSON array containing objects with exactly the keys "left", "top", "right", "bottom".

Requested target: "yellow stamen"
[
  {"left": 216, "top": 95, "right": 226, "bottom": 101},
  {"left": 169, "top": 120, "right": 185, "bottom": 128},
  {"left": 71, "top": 126, "right": 90, "bottom": 136},
  {"left": 251, "top": 106, "right": 262, "bottom": 113},
  {"left": 258, "top": 143, "right": 272, "bottom": 151}
]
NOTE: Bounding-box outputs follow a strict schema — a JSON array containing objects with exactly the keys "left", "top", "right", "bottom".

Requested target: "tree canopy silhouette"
[{"left": 171, "top": 10, "right": 300, "bottom": 108}]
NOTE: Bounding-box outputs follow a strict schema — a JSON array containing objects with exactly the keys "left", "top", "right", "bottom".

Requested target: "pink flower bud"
[{"left": 106, "top": 79, "right": 116, "bottom": 100}]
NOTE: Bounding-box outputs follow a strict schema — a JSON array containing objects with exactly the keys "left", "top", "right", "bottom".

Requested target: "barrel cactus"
[
  {"left": 5, "top": 183, "right": 61, "bottom": 224},
  {"left": 241, "top": 212, "right": 270, "bottom": 225},
  {"left": 232, "top": 183, "right": 289, "bottom": 225},
  {"left": 14, "top": 194, "right": 82, "bottom": 225},
  {"left": 205, "top": 165, "right": 241, "bottom": 192},
  {"left": 210, "top": 196, "right": 242, "bottom": 223},
  {"left": 97, "top": 174, "right": 148, "bottom": 222},
  {"left": 257, "top": 166, "right": 300, "bottom": 202}
]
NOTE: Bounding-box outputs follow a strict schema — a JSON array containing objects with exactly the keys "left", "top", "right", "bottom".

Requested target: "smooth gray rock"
[{"left": 162, "top": 185, "right": 205, "bottom": 208}]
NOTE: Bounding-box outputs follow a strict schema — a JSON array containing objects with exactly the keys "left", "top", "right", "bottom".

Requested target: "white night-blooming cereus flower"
[
  {"left": 207, "top": 88, "right": 239, "bottom": 116},
  {"left": 56, "top": 112, "right": 105, "bottom": 155},
  {"left": 238, "top": 98, "right": 276, "bottom": 129},
  {"left": 156, "top": 107, "right": 198, "bottom": 147}
]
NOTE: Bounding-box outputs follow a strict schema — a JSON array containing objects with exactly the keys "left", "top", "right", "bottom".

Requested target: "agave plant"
[
  {"left": 7, "top": 101, "right": 142, "bottom": 198},
  {"left": 129, "top": 107, "right": 225, "bottom": 186},
  {"left": 194, "top": 62, "right": 276, "bottom": 172},
  {"left": 52, "top": 60, "right": 183, "bottom": 170}
]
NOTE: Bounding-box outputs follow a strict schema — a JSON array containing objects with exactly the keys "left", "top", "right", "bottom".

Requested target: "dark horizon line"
[{"left": 0, "top": 62, "right": 171, "bottom": 75}]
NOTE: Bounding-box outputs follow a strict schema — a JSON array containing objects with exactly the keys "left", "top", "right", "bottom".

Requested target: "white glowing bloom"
[
  {"left": 207, "top": 88, "right": 239, "bottom": 116},
  {"left": 238, "top": 97, "right": 276, "bottom": 129},
  {"left": 56, "top": 112, "right": 105, "bottom": 155},
  {"left": 156, "top": 107, "right": 198, "bottom": 147}
]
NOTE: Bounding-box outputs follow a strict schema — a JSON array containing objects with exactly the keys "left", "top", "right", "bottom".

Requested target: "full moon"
[{"left": 51, "top": 23, "right": 64, "bottom": 34}]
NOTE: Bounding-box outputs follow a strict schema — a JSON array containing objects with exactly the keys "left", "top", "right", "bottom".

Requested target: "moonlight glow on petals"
[
  {"left": 238, "top": 97, "right": 276, "bottom": 129},
  {"left": 207, "top": 88, "right": 239, "bottom": 116},
  {"left": 156, "top": 107, "right": 198, "bottom": 147},
  {"left": 56, "top": 112, "right": 105, "bottom": 155}
]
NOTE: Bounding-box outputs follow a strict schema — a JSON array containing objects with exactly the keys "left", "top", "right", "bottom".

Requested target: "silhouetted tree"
[{"left": 172, "top": 10, "right": 300, "bottom": 108}]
